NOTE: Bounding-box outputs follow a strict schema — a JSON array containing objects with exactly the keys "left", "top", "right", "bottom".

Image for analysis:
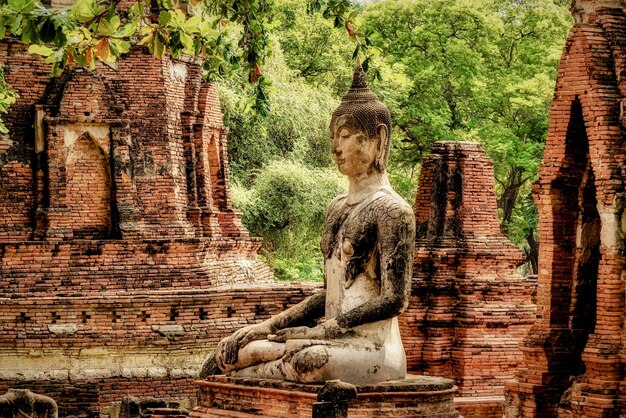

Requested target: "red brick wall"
[
  {"left": 405, "top": 142, "right": 535, "bottom": 403},
  {"left": 0, "top": 239, "right": 271, "bottom": 294},
  {"left": 0, "top": 40, "right": 52, "bottom": 241},
  {"left": 0, "top": 39, "right": 275, "bottom": 417},
  {"left": 0, "top": 284, "right": 317, "bottom": 352},
  {"left": 0, "top": 284, "right": 318, "bottom": 416},
  {"left": 507, "top": 6, "right": 626, "bottom": 418},
  {"left": 65, "top": 133, "right": 112, "bottom": 238},
  {"left": 0, "top": 378, "right": 197, "bottom": 418},
  {"left": 0, "top": 43, "right": 248, "bottom": 240}
]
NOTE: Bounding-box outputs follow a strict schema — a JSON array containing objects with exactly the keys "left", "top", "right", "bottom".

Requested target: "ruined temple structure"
[
  {"left": 0, "top": 2, "right": 545, "bottom": 416},
  {"left": 0, "top": 2, "right": 328, "bottom": 415},
  {"left": 400, "top": 141, "right": 536, "bottom": 417},
  {"left": 506, "top": 1, "right": 626, "bottom": 416}
]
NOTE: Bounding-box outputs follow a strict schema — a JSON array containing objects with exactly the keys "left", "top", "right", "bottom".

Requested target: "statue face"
[{"left": 331, "top": 115, "right": 379, "bottom": 178}]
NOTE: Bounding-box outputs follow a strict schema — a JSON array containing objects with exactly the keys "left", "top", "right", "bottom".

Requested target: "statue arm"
[
  {"left": 216, "top": 289, "right": 326, "bottom": 367},
  {"left": 265, "top": 289, "right": 326, "bottom": 331}
]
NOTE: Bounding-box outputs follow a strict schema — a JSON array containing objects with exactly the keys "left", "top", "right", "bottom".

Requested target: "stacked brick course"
[
  {"left": 400, "top": 141, "right": 536, "bottom": 417},
  {"left": 191, "top": 375, "right": 459, "bottom": 418},
  {"left": 506, "top": 1, "right": 626, "bottom": 416}
]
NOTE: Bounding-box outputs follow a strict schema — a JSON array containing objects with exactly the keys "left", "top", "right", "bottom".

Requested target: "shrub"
[{"left": 232, "top": 161, "right": 347, "bottom": 281}]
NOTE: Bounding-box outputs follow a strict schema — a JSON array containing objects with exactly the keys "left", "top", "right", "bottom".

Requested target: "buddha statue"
[{"left": 207, "top": 64, "right": 415, "bottom": 385}]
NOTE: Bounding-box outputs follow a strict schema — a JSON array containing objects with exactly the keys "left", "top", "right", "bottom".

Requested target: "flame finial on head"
[
  {"left": 351, "top": 60, "right": 368, "bottom": 89},
  {"left": 340, "top": 61, "right": 379, "bottom": 104}
]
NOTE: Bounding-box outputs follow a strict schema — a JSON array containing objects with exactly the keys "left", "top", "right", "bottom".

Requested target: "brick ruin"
[
  {"left": 505, "top": 1, "right": 626, "bottom": 416},
  {"left": 0, "top": 43, "right": 536, "bottom": 417},
  {"left": 400, "top": 141, "right": 535, "bottom": 417},
  {"left": 0, "top": 32, "right": 327, "bottom": 417},
  {"left": 6, "top": 0, "right": 626, "bottom": 415}
]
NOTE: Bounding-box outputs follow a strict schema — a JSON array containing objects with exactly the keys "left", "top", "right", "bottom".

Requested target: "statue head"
[{"left": 330, "top": 63, "right": 392, "bottom": 176}]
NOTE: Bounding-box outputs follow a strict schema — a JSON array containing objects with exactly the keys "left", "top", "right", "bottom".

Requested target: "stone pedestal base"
[{"left": 190, "top": 375, "right": 460, "bottom": 418}]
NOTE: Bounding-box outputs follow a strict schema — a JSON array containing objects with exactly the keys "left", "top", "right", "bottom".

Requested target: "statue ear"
[{"left": 375, "top": 123, "right": 389, "bottom": 172}]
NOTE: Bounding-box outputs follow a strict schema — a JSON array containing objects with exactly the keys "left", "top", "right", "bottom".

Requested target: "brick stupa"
[{"left": 400, "top": 141, "right": 536, "bottom": 417}]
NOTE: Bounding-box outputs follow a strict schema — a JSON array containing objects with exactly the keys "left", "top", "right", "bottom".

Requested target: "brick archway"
[{"left": 65, "top": 131, "right": 112, "bottom": 238}]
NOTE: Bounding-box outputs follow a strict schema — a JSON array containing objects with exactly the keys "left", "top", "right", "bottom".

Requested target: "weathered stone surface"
[
  {"left": 312, "top": 381, "right": 356, "bottom": 418},
  {"left": 506, "top": 2, "right": 626, "bottom": 417},
  {"left": 316, "top": 380, "right": 357, "bottom": 403},
  {"left": 211, "top": 64, "right": 416, "bottom": 385},
  {"left": 0, "top": 389, "right": 58, "bottom": 418}
]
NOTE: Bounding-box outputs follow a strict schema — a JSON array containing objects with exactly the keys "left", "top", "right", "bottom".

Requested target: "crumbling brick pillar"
[
  {"left": 401, "top": 141, "right": 535, "bottom": 416},
  {"left": 506, "top": 2, "right": 626, "bottom": 416}
]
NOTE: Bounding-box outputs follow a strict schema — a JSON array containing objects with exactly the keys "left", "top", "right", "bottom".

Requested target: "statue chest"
[{"left": 322, "top": 197, "right": 383, "bottom": 318}]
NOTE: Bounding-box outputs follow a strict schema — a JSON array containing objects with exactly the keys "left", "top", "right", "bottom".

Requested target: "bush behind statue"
[{"left": 232, "top": 161, "right": 347, "bottom": 282}]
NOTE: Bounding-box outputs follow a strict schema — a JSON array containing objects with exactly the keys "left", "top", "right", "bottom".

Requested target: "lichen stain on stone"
[{"left": 293, "top": 346, "right": 329, "bottom": 375}]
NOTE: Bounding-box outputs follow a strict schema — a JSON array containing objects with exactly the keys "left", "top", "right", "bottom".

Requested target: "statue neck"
[{"left": 346, "top": 171, "right": 390, "bottom": 205}]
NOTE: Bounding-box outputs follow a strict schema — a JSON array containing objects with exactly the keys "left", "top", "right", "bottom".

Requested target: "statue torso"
[{"left": 321, "top": 190, "right": 395, "bottom": 321}]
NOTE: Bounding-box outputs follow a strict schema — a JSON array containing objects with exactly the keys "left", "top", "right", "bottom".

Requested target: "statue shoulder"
[
  {"left": 372, "top": 191, "right": 415, "bottom": 228},
  {"left": 374, "top": 190, "right": 413, "bottom": 213},
  {"left": 326, "top": 193, "right": 348, "bottom": 214}
]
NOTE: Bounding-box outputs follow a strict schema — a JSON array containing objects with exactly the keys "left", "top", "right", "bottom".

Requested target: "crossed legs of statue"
[{"left": 219, "top": 337, "right": 404, "bottom": 384}]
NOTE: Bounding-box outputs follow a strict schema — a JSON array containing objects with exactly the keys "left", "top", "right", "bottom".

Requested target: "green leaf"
[
  {"left": 110, "top": 38, "right": 130, "bottom": 55},
  {"left": 9, "top": 15, "right": 22, "bottom": 34},
  {"left": 75, "top": 51, "right": 87, "bottom": 67},
  {"left": 39, "top": 19, "right": 57, "bottom": 43},
  {"left": 158, "top": 11, "right": 171, "bottom": 27},
  {"left": 183, "top": 15, "right": 201, "bottom": 33},
  {"left": 45, "top": 48, "right": 65, "bottom": 65},
  {"left": 8, "top": 0, "right": 34, "bottom": 13},
  {"left": 97, "top": 15, "right": 120, "bottom": 37},
  {"left": 352, "top": 44, "right": 360, "bottom": 59},
  {"left": 27, "top": 44, "right": 55, "bottom": 57},
  {"left": 116, "top": 21, "right": 138, "bottom": 38},
  {"left": 180, "top": 31, "right": 194, "bottom": 52},
  {"left": 152, "top": 35, "right": 165, "bottom": 58},
  {"left": 362, "top": 56, "right": 369, "bottom": 72},
  {"left": 72, "top": 0, "right": 97, "bottom": 23}
]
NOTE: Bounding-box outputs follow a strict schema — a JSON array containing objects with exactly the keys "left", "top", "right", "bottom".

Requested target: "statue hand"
[
  {"left": 267, "top": 319, "right": 342, "bottom": 342},
  {"left": 267, "top": 326, "right": 323, "bottom": 342},
  {"left": 216, "top": 323, "right": 273, "bottom": 368}
]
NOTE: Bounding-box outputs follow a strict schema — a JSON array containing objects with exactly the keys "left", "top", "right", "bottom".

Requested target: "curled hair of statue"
[{"left": 331, "top": 62, "right": 392, "bottom": 172}]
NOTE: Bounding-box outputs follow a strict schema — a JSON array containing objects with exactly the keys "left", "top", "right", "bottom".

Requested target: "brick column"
[{"left": 40, "top": 121, "right": 71, "bottom": 240}]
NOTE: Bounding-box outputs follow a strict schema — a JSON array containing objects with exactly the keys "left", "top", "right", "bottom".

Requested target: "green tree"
[
  {"left": 223, "top": 41, "right": 346, "bottom": 281},
  {"left": 221, "top": 43, "right": 338, "bottom": 185},
  {"left": 272, "top": 0, "right": 355, "bottom": 95}
]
